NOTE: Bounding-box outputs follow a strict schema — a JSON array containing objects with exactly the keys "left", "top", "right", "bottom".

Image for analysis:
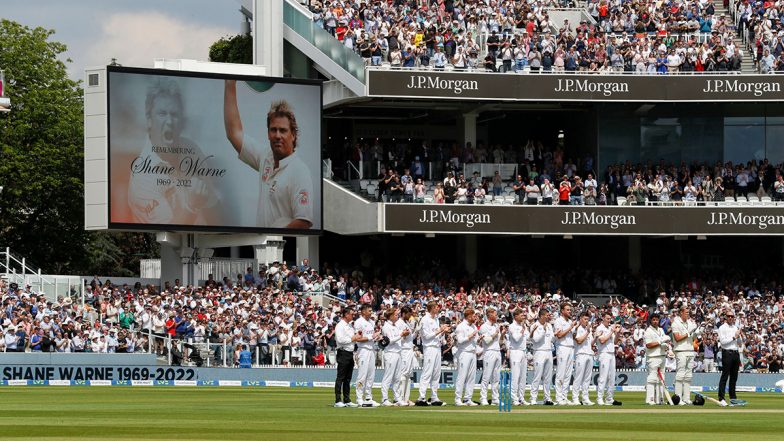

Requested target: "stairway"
[
  {"left": 336, "top": 180, "right": 377, "bottom": 202},
  {"left": 713, "top": 3, "right": 756, "bottom": 73}
]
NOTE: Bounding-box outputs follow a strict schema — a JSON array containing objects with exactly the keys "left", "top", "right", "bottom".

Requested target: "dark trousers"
[
  {"left": 335, "top": 349, "right": 354, "bottom": 403},
  {"left": 718, "top": 349, "right": 740, "bottom": 400}
]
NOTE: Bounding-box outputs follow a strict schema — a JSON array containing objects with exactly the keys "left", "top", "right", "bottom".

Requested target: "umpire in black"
[
  {"left": 334, "top": 308, "right": 360, "bottom": 407},
  {"left": 717, "top": 310, "right": 743, "bottom": 405}
]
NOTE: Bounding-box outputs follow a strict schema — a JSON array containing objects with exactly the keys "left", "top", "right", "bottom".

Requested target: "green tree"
[
  {"left": 209, "top": 34, "right": 253, "bottom": 64},
  {"left": 0, "top": 19, "right": 158, "bottom": 275},
  {"left": 0, "top": 19, "right": 86, "bottom": 273}
]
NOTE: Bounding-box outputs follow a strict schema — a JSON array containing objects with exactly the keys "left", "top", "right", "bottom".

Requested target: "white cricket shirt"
[{"left": 239, "top": 134, "right": 314, "bottom": 228}]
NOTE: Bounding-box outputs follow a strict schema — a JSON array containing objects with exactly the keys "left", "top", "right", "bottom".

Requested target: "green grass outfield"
[{"left": 1, "top": 388, "right": 783, "bottom": 440}]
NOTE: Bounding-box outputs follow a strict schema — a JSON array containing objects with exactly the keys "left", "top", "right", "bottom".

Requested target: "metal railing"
[
  {"left": 282, "top": 0, "right": 366, "bottom": 83},
  {"left": 140, "top": 258, "right": 257, "bottom": 282},
  {"left": 346, "top": 160, "right": 362, "bottom": 180},
  {"left": 1, "top": 247, "right": 84, "bottom": 303},
  {"left": 366, "top": 64, "right": 759, "bottom": 75},
  {"left": 322, "top": 158, "right": 333, "bottom": 180},
  {"left": 463, "top": 163, "right": 519, "bottom": 181}
]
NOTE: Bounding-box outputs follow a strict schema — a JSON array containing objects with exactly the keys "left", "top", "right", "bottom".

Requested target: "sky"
[{"left": 2, "top": 0, "right": 243, "bottom": 80}]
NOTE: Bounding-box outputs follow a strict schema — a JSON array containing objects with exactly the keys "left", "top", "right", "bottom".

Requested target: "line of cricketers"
[
  {"left": 335, "top": 301, "right": 621, "bottom": 407},
  {"left": 334, "top": 300, "right": 743, "bottom": 408}
]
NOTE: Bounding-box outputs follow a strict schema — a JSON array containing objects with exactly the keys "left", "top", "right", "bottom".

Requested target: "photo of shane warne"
[{"left": 108, "top": 67, "right": 322, "bottom": 232}]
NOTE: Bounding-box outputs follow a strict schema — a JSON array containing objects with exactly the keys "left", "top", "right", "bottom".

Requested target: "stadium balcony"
[{"left": 327, "top": 159, "right": 784, "bottom": 207}]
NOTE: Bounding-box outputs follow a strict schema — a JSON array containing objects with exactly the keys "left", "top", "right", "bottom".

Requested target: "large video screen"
[{"left": 107, "top": 66, "right": 322, "bottom": 233}]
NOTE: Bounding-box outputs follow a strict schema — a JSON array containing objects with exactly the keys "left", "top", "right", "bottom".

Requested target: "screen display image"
[{"left": 107, "top": 66, "right": 322, "bottom": 233}]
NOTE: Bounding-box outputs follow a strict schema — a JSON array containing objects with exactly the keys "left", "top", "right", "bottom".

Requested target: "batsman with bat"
[
  {"left": 644, "top": 313, "right": 669, "bottom": 405},
  {"left": 672, "top": 305, "right": 698, "bottom": 405}
]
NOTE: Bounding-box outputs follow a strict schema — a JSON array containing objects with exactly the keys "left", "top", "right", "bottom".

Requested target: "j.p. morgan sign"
[
  {"left": 384, "top": 204, "right": 784, "bottom": 235},
  {"left": 367, "top": 69, "right": 784, "bottom": 102}
]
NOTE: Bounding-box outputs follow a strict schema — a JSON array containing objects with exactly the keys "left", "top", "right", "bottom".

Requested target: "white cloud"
[{"left": 84, "top": 11, "right": 235, "bottom": 69}]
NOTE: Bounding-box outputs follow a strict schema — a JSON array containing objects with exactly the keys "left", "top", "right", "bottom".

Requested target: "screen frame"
[{"left": 106, "top": 65, "right": 323, "bottom": 235}]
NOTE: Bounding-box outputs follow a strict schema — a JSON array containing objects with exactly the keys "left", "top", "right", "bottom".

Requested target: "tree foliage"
[
  {"left": 0, "top": 19, "right": 158, "bottom": 275},
  {"left": 209, "top": 34, "right": 253, "bottom": 64}
]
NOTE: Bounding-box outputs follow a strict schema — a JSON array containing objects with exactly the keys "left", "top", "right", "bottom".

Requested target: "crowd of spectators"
[
  {"left": 367, "top": 138, "right": 784, "bottom": 204},
  {"left": 2, "top": 260, "right": 783, "bottom": 374},
  {"left": 730, "top": 0, "right": 784, "bottom": 72},
  {"left": 306, "top": 0, "right": 745, "bottom": 72}
]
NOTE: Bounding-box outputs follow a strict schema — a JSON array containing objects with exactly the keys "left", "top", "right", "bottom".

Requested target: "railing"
[
  {"left": 140, "top": 258, "right": 257, "bottom": 282},
  {"left": 463, "top": 163, "right": 519, "bottom": 181},
  {"left": 346, "top": 160, "right": 362, "bottom": 180},
  {"left": 367, "top": 65, "right": 765, "bottom": 75},
  {"left": 322, "top": 158, "right": 333, "bottom": 180},
  {"left": 1, "top": 247, "right": 84, "bottom": 302},
  {"left": 282, "top": 0, "right": 366, "bottom": 83}
]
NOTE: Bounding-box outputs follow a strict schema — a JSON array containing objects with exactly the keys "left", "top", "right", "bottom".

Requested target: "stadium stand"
[
  {"left": 2, "top": 264, "right": 782, "bottom": 374},
  {"left": 343, "top": 143, "right": 784, "bottom": 205},
  {"left": 306, "top": 0, "right": 752, "bottom": 72}
]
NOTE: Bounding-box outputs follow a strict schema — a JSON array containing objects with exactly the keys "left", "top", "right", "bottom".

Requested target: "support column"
[
  {"left": 254, "top": 235, "right": 286, "bottom": 266},
  {"left": 296, "top": 236, "right": 320, "bottom": 271},
  {"left": 464, "top": 235, "right": 478, "bottom": 275},
  {"left": 629, "top": 236, "right": 641, "bottom": 275},
  {"left": 230, "top": 247, "right": 241, "bottom": 259},
  {"left": 254, "top": 0, "right": 284, "bottom": 76},
  {"left": 157, "top": 232, "right": 194, "bottom": 287},
  {"left": 158, "top": 242, "right": 185, "bottom": 287},
  {"left": 461, "top": 112, "right": 477, "bottom": 151}
]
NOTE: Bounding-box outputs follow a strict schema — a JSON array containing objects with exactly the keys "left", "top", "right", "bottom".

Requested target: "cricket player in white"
[
  {"left": 672, "top": 305, "right": 698, "bottom": 404},
  {"left": 507, "top": 308, "right": 529, "bottom": 406},
  {"left": 416, "top": 301, "right": 450, "bottom": 406},
  {"left": 553, "top": 303, "right": 577, "bottom": 405},
  {"left": 529, "top": 309, "right": 555, "bottom": 405},
  {"left": 224, "top": 80, "right": 314, "bottom": 229},
  {"left": 454, "top": 308, "right": 479, "bottom": 406},
  {"left": 644, "top": 313, "right": 669, "bottom": 405},
  {"left": 381, "top": 308, "right": 407, "bottom": 406},
  {"left": 396, "top": 306, "right": 416, "bottom": 406},
  {"left": 354, "top": 305, "right": 380, "bottom": 407},
  {"left": 572, "top": 312, "right": 594, "bottom": 405},
  {"left": 594, "top": 312, "right": 621, "bottom": 405},
  {"left": 479, "top": 307, "right": 502, "bottom": 406}
]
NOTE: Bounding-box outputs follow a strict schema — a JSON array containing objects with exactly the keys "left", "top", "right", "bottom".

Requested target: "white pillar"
[
  {"left": 254, "top": 236, "right": 286, "bottom": 266},
  {"left": 254, "top": 0, "right": 284, "bottom": 77},
  {"left": 463, "top": 113, "right": 477, "bottom": 150},
  {"left": 296, "top": 236, "right": 320, "bottom": 270},
  {"left": 158, "top": 235, "right": 187, "bottom": 287}
]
